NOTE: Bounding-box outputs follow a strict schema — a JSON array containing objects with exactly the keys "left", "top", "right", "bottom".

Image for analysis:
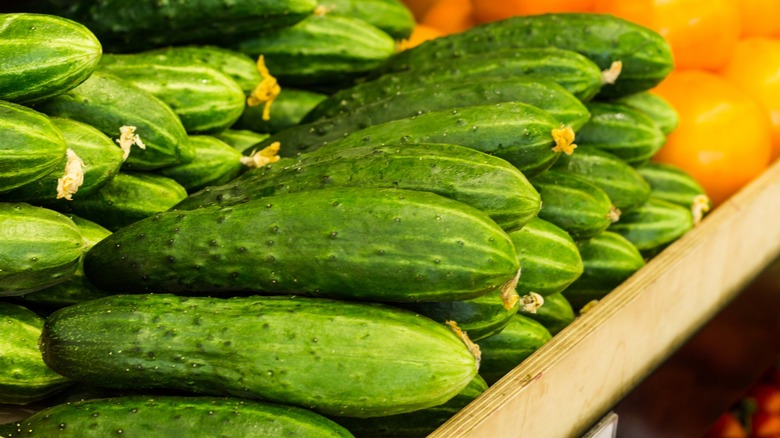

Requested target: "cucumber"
[
  {"left": 636, "top": 161, "right": 711, "bottom": 224},
  {"left": 575, "top": 102, "right": 666, "bottom": 166},
  {"left": 0, "top": 396, "right": 353, "bottom": 437},
  {"left": 176, "top": 142, "right": 542, "bottom": 232},
  {"left": 85, "top": 187, "right": 520, "bottom": 302},
  {"left": 98, "top": 54, "right": 246, "bottom": 134},
  {"left": 507, "top": 217, "right": 583, "bottom": 297},
  {"left": 608, "top": 197, "right": 694, "bottom": 258},
  {"left": 40, "top": 294, "right": 480, "bottom": 417},
  {"left": 518, "top": 292, "right": 575, "bottom": 335},
  {"left": 0, "top": 301, "right": 70, "bottom": 404},
  {"left": 235, "top": 88, "right": 329, "bottom": 134},
  {"left": 213, "top": 129, "right": 270, "bottom": 151},
  {"left": 552, "top": 147, "right": 652, "bottom": 211},
  {"left": 476, "top": 314, "right": 552, "bottom": 385},
  {"left": 380, "top": 13, "right": 674, "bottom": 98},
  {"left": 52, "top": 172, "right": 187, "bottom": 232},
  {"left": 233, "top": 14, "right": 396, "bottom": 87},
  {"left": 609, "top": 91, "right": 679, "bottom": 135},
  {"left": 35, "top": 71, "right": 193, "bottom": 171},
  {"left": 317, "top": 0, "right": 415, "bottom": 40},
  {"left": 305, "top": 47, "right": 604, "bottom": 122},
  {"left": 529, "top": 170, "right": 618, "bottom": 241},
  {"left": 158, "top": 136, "right": 246, "bottom": 193},
  {"left": 0, "top": 101, "right": 66, "bottom": 193},
  {"left": 0, "top": 13, "right": 102, "bottom": 104},
  {"left": 562, "top": 231, "right": 646, "bottom": 311},
  {"left": 0, "top": 203, "right": 83, "bottom": 296}
]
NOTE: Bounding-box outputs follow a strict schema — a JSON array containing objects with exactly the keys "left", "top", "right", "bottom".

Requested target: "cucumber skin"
[
  {"left": 214, "top": 129, "right": 270, "bottom": 151},
  {"left": 636, "top": 161, "right": 710, "bottom": 209},
  {"left": 477, "top": 314, "right": 552, "bottom": 385},
  {"left": 39, "top": 294, "right": 478, "bottom": 418},
  {"left": 609, "top": 91, "right": 679, "bottom": 135},
  {"left": 235, "top": 88, "right": 328, "bottom": 134},
  {"left": 0, "top": 396, "right": 353, "bottom": 437},
  {"left": 0, "top": 13, "right": 102, "bottom": 104},
  {"left": 518, "top": 292, "right": 575, "bottom": 335},
  {"left": 85, "top": 187, "right": 520, "bottom": 302},
  {"left": 318, "top": 0, "right": 415, "bottom": 40},
  {"left": 159, "top": 135, "right": 245, "bottom": 193},
  {"left": 608, "top": 197, "right": 694, "bottom": 258}
]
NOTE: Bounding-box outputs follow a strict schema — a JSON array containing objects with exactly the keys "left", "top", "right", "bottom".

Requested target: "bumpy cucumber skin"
[
  {"left": 0, "top": 13, "right": 102, "bottom": 104},
  {"left": 214, "top": 129, "right": 270, "bottom": 151},
  {"left": 34, "top": 71, "right": 193, "bottom": 170},
  {"left": 0, "top": 396, "right": 354, "bottom": 437},
  {"left": 508, "top": 217, "right": 583, "bottom": 297},
  {"left": 563, "top": 231, "right": 646, "bottom": 311},
  {"left": 177, "top": 142, "right": 542, "bottom": 232},
  {"left": 381, "top": 13, "right": 674, "bottom": 98},
  {"left": 159, "top": 136, "right": 245, "bottom": 193},
  {"left": 235, "top": 88, "right": 329, "bottom": 134},
  {"left": 636, "top": 162, "right": 710, "bottom": 209},
  {"left": 0, "top": 101, "right": 66, "bottom": 193},
  {"left": 518, "top": 292, "right": 575, "bottom": 335},
  {"left": 0, "top": 301, "right": 70, "bottom": 404},
  {"left": 40, "top": 294, "right": 479, "bottom": 417},
  {"left": 477, "top": 314, "right": 552, "bottom": 385},
  {"left": 85, "top": 187, "right": 520, "bottom": 302},
  {"left": 318, "top": 0, "right": 415, "bottom": 40},
  {"left": 608, "top": 197, "right": 694, "bottom": 258},
  {"left": 610, "top": 91, "right": 679, "bottom": 135}
]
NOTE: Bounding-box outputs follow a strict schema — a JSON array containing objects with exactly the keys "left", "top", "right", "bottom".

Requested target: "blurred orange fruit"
[
  {"left": 397, "top": 23, "right": 444, "bottom": 50},
  {"left": 472, "top": 0, "right": 594, "bottom": 24},
  {"left": 738, "top": 0, "right": 780, "bottom": 37},
  {"left": 422, "top": 0, "right": 475, "bottom": 35},
  {"left": 401, "top": 0, "right": 441, "bottom": 21}
]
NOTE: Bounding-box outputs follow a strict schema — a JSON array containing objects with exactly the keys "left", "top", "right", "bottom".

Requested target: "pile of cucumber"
[{"left": 0, "top": 3, "right": 712, "bottom": 437}]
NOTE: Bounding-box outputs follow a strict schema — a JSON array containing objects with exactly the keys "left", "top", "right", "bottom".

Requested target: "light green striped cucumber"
[
  {"left": 0, "top": 13, "right": 102, "bottom": 104},
  {"left": 608, "top": 197, "right": 694, "bottom": 258},
  {"left": 235, "top": 88, "right": 330, "bottom": 134},
  {"left": 1, "top": 117, "right": 124, "bottom": 203},
  {"left": 636, "top": 161, "right": 711, "bottom": 224},
  {"left": 575, "top": 102, "right": 666, "bottom": 166},
  {"left": 0, "top": 203, "right": 84, "bottom": 296},
  {"left": 304, "top": 47, "right": 604, "bottom": 122},
  {"left": 552, "top": 146, "right": 651, "bottom": 211},
  {"left": 98, "top": 54, "right": 245, "bottom": 134},
  {"left": 317, "top": 0, "right": 415, "bottom": 40},
  {"left": 529, "top": 170, "right": 618, "bottom": 240},
  {"left": 233, "top": 14, "right": 396, "bottom": 87},
  {"left": 175, "top": 142, "right": 542, "bottom": 232},
  {"left": 34, "top": 71, "right": 194, "bottom": 170},
  {"left": 507, "top": 217, "right": 583, "bottom": 297},
  {"left": 40, "top": 294, "right": 480, "bottom": 417},
  {"left": 518, "top": 292, "right": 575, "bottom": 335},
  {"left": 477, "top": 314, "right": 552, "bottom": 385},
  {"left": 85, "top": 187, "right": 521, "bottom": 302},
  {"left": 563, "top": 231, "right": 646, "bottom": 311},
  {"left": 0, "top": 396, "right": 353, "bottom": 437},
  {"left": 610, "top": 91, "right": 679, "bottom": 135},
  {"left": 0, "top": 101, "right": 66, "bottom": 193},
  {"left": 53, "top": 172, "right": 187, "bottom": 232},
  {"left": 158, "top": 136, "right": 247, "bottom": 193},
  {"left": 0, "top": 301, "right": 70, "bottom": 404},
  {"left": 214, "top": 129, "right": 270, "bottom": 151}
]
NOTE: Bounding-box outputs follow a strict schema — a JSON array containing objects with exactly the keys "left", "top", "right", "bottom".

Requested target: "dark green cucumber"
[
  {"left": 636, "top": 161, "right": 711, "bottom": 224},
  {"left": 0, "top": 396, "right": 353, "bottom": 437},
  {"left": 233, "top": 14, "right": 396, "bottom": 87},
  {"left": 552, "top": 147, "right": 651, "bottom": 211},
  {"left": 608, "top": 197, "right": 694, "bottom": 258},
  {"left": 0, "top": 203, "right": 83, "bottom": 296},
  {"left": 332, "top": 374, "right": 487, "bottom": 437},
  {"left": 35, "top": 71, "right": 193, "bottom": 170},
  {"left": 0, "top": 13, "right": 102, "bottom": 104},
  {"left": 0, "top": 101, "right": 66, "bottom": 193},
  {"left": 235, "top": 88, "right": 329, "bottom": 134},
  {"left": 476, "top": 314, "right": 552, "bottom": 385},
  {"left": 214, "top": 129, "right": 270, "bottom": 151},
  {"left": 507, "top": 217, "right": 583, "bottom": 297},
  {"left": 529, "top": 170, "right": 618, "bottom": 240},
  {"left": 53, "top": 172, "right": 187, "bottom": 232},
  {"left": 158, "top": 136, "right": 246, "bottom": 193},
  {"left": 379, "top": 13, "right": 674, "bottom": 98},
  {"left": 0, "top": 301, "right": 70, "bottom": 404},
  {"left": 609, "top": 91, "right": 679, "bottom": 135},
  {"left": 518, "top": 292, "right": 575, "bottom": 335},
  {"left": 562, "top": 231, "right": 646, "bottom": 311},
  {"left": 317, "top": 0, "right": 415, "bottom": 40},
  {"left": 40, "top": 294, "right": 479, "bottom": 417},
  {"left": 575, "top": 102, "right": 666, "bottom": 166},
  {"left": 305, "top": 47, "right": 604, "bottom": 122},
  {"left": 86, "top": 187, "right": 520, "bottom": 302}
]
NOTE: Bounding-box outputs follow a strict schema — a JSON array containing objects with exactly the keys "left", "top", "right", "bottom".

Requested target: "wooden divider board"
[{"left": 431, "top": 158, "right": 780, "bottom": 438}]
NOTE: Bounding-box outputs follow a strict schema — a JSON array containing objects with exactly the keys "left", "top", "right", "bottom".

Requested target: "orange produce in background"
[
  {"left": 652, "top": 70, "right": 772, "bottom": 206},
  {"left": 738, "top": 0, "right": 780, "bottom": 37},
  {"left": 397, "top": 23, "right": 443, "bottom": 50},
  {"left": 421, "top": 0, "right": 475, "bottom": 35},
  {"left": 401, "top": 0, "right": 441, "bottom": 21},
  {"left": 472, "top": 0, "right": 594, "bottom": 23}
]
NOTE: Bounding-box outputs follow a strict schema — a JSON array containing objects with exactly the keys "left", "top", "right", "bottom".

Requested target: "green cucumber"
[
  {"left": 476, "top": 314, "right": 552, "bottom": 385},
  {"left": 233, "top": 14, "right": 396, "bottom": 87},
  {"left": 0, "top": 101, "right": 66, "bottom": 193},
  {"left": 609, "top": 91, "right": 679, "bottom": 135},
  {"left": 317, "top": 0, "right": 415, "bottom": 40},
  {"left": 529, "top": 170, "right": 618, "bottom": 240},
  {"left": 52, "top": 172, "right": 187, "bottom": 232},
  {"left": 0, "top": 301, "right": 70, "bottom": 404},
  {"left": 0, "top": 13, "right": 102, "bottom": 104},
  {"left": 235, "top": 88, "right": 329, "bottom": 134},
  {"left": 636, "top": 161, "right": 711, "bottom": 224},
  {"left": 0, "top": 203, "right": 83, "bottom": 296},
  {"left": 380, "top": 13, "right": 674, "bottom": 98},
  {"left": 562, "top": 231, "right": 646, "bottom": 311},
  {"left": 305, "top": 47, "right": 604, "bottom": 122},
  {"left": 608, "top": 197, "right": 694, "bottom": 258},
  {"left": 176, "top": 142, "right": 541, "bottom": 232},
  {"left": 158, "top": 136, "right": 246, "bottom": 193},
  {"left": 507, "top": 217, "right": 583, "bottom": 297},
  {"left": 518, "top": 292, "right": 575, "bottom": 335},
  {"left": 575, "top": 102, "right": 666, "bottom": 166},
  {"left": 35, "top": 71, "right": 193, "bottom": 171},
  {"left": 0, "top": 396, "right": 353, "bottom": 437},
  {"left": 213, "top": 129, "right": 270, "bottom": 151},
  {"left": 85, "top": 187, "right": 520, "bottom": 302},
  {"left": 40, "top": 294, "right": 479, "bottom": 417},
  {"left": 552, "top": 147, "right": 652, "bottom": 211}
]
